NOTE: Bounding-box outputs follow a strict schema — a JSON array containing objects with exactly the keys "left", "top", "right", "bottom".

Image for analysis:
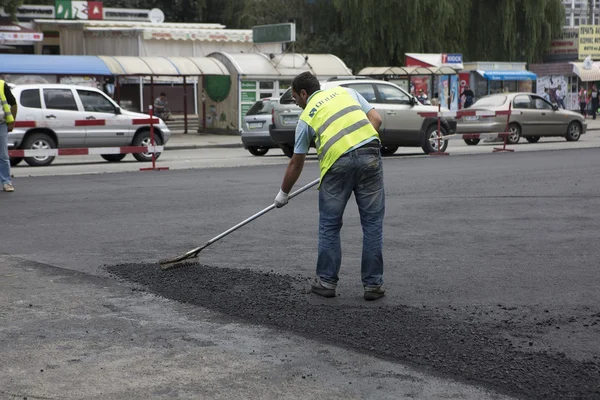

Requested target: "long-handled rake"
[{"left": 159, "top": 178, "right": 319, "bottom": 271}]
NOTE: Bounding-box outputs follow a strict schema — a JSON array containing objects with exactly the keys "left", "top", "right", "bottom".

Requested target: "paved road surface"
[{"left": 2, "top": 145, "right": 599, "bottom": 399}]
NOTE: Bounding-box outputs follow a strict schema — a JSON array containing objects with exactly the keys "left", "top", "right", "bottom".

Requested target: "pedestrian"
[
  {"left": 555, "top": 85, "right": 566, "bottom": 109},
  {"left": 417, "top": 89, "right": 430, "bottom": 105},
  {"left": 461, "top": 86, "right": 475, "bottom": 108},
  {"left": 154, "top": 92, "right": 172, "bottom": 121},
  {"left": 589, "top": 84, "right": 599, "bottom": 120},
  {"left": 0, "top": 78, "right": 17, "bottom": 192},
  {"left": 579, "top": 87, "right": 588, "bottom": 118},
  {"left": 103, "top": 77, "right": 115, "bottom": 99},
  {"left": 542, "top": 87, "right": 551, "bottom": 103},
  {"left": 273, "top": 71, "right": 385, "bottom": 301}
]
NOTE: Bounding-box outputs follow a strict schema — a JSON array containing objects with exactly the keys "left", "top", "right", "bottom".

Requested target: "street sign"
[{"left": 252, "top": 23, "right": 296, "bottom": 44}]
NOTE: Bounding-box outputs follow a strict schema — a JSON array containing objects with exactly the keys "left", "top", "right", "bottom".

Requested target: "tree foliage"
[{"left": 9, "top": 0, "right": 564, "bottom": 71}]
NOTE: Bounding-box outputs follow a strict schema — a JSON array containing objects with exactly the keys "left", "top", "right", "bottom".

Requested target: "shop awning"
[
  {"left": 209, "top": 52, "right": 351, "bottom": 79},
  {"left": 358, "top": 66, "right": 457, "bottom": 76},
  {"left": 570, "top": 62, "right": 600, "bottom": 82},
  {"left": 0, "top": 54, "right": 112, "bottom": 75},
  {"left": 477, "top": 70, "right": 537, "bottom": 81},
  {"left": 98, "top": 56, "right": 229, "bottom": 76}
]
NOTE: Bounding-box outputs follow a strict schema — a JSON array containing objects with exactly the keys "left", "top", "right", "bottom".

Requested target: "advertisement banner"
[
  {"left": 578, "top": 25, "right": 600, "bottom": 60},
  {"left": 438, "top": 75, "right": 449, "bottom": 108},
  {"left": 450, "top": 75, "right": 459, "bottom": 111},
  {"left": 458, "top": 72, "right": 470, "bottom": 109},
  {"left": 550, "top": 28, "right": 578, "bottom": 56}
]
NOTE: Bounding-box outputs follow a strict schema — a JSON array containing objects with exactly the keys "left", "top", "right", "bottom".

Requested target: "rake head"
[{"left": 159, "top": 246, "right": 204, "bottom": 271}]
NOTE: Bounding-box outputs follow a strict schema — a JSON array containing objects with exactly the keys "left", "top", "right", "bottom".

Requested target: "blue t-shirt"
[{"left": 293, "top": 87, "right": 377, "bottom": 154}]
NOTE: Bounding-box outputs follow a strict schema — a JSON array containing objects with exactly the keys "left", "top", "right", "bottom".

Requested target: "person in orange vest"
[{"left": 0, "top": 79, "right": 17, "bottom": 192}]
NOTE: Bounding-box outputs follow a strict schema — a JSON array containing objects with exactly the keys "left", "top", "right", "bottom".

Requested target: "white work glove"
[{"left": 274, "top": 189, "right": 289, "bottom": 208}]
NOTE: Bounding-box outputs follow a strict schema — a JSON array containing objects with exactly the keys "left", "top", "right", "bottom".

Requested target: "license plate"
[
  {"left": 248, "top": 122, "right": 263, "bottom": 129},
  {"left": 283, "top": 117, "right": 298, "bottom": 125},
  {"left": 463, "top": 116, "right": 479, "bottom": 121}
]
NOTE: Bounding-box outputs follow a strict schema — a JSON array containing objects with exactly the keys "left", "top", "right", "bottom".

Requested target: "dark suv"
[{"left": 269, "top": 77, "right": 456, "bottom": 157}]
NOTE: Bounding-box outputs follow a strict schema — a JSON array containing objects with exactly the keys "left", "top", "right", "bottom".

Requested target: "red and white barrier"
[
  {"left": 418, "top": 104, "right": 519, "bottom": 154},
  {"left": 417, "top": 109, "right": 523, "bottom": 119},
  {"left": 9, "top": 145, "right": 164, "bottom": 158},
  {"left": 13, "top": 118, "right": 160, "bottom": 129}
]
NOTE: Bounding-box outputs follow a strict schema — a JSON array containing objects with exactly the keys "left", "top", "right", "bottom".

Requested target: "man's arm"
[
  {"left": 366, "top": 109, "right": 382, "bottom": 132},
  {"left": 281, "top": 154, "right": 306, "bottom": 194},
  {"left": 274, "top": 121, "right": 311, "bottom": 207}
]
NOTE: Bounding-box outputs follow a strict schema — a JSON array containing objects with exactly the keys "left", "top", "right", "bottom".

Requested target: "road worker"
[
  {"left": 274, "top": 72, "right": 385, "bottom": 301},
  {"left": 0, "top": 79, "right": 17, "bottom": 192}
]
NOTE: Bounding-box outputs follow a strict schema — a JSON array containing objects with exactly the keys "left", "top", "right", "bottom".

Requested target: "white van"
[{"left": 8, "top": 84, "right": 171, "bottom": 166}]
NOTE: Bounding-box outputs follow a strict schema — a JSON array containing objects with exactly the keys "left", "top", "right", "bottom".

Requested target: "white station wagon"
[{"left": 8, "top": 84, "right": 171, "bottom": 166}]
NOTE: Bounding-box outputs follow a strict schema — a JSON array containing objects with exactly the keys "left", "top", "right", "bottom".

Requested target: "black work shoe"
[
  {"left": 364, "top": 286, "right": 385, "bottom": 301},
  {"left": 311, "top": 279, "right": 336, "bottom": 298}
]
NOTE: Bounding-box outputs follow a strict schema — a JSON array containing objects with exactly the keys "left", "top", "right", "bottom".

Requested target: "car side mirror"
[
  {"left": 552, "top": 104, "right": 559, "bottom": 111},
  {"left": 115, "top": 107, "right": 121, "bottom": 115},
  {"left": 409, "top": 97, "right": 416, "bottom": 106}
]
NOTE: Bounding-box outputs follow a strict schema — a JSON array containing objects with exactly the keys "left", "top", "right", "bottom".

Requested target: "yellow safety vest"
[
  {"left": 299, "top": 87, "right": 379, "bottom": 184},
  {"left": 0, "top": 80, "right": 15, "bottom": 124}
]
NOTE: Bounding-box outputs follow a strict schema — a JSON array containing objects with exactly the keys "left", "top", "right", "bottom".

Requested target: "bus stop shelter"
[{"left": 0, "top": 54, "right": 229, "bottom": 133}]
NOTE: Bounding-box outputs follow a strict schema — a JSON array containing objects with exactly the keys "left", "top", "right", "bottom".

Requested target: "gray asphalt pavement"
[{"left": 2, "top": 148, "right": 600, "bottom": 399}]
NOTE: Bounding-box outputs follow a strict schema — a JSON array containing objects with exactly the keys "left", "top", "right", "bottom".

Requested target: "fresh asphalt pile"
[{"left": 107, "top": 262, "right": 600, "bottom": 400}]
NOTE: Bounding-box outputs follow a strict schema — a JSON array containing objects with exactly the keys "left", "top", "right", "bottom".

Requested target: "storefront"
[
  {"left": 0, "top": 18, "right": 44, "bottom": 54},
  {"left": 528, "top": 62, "right": 583, "bottom": 110},
  {"left": 204, "top": 52, "right": 352, "bottom": 132},
  {"left": 461, "top": 62, "right": 535, "bottom": 100}
]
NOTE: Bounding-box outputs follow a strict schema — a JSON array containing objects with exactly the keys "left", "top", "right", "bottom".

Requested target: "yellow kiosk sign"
[{"left": 578, "top": 25, "right": 600, "bottom": 59}]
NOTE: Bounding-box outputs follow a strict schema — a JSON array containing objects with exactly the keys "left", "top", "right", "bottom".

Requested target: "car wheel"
[
  {"left": 566, "top": 121, "right": 582, "bottom": 141},
  {"left": 506, "top": 123, "right": 521, "bottom": 145},
  {"left": 279, "top": 144, "right": 294, "bottom": 158},
  {"left": 422, "top": 124, "right": 448, "bottom": 154},
  {"left": 525, "top": 136, "right": 540, "bottom": 143},
  {"left": 132, "top": 130, "right": 163, "bottom": 162},
  {"left": 463, "top": 138, "right": 480, "bottom": 146},
  {"left": 101, "top": 154, "right": 127, "bottom": 162},
  {"left": 23, "top": 133, "right": 57, "bottom": 167},
  {"left": 10, "top": 157, "right": 23, "bottom": 167},
  {"left": 381, "top": 145, "right": 398, "bottom": 156},
  {"left": 248, "top": 146, "right": 269, "bottom": 156}
]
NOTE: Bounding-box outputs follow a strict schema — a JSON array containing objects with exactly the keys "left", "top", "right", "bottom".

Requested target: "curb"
[{"left": 166, "top": 143, "right": 244, "bottom": 151}]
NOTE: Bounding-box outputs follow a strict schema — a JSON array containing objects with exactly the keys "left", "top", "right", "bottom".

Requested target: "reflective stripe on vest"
[
  {"left": 0, "top": 80, "right": 14, "bottom": 124},
  {"left": 299, "top": 87, "right": 379, "bottom": 184}
]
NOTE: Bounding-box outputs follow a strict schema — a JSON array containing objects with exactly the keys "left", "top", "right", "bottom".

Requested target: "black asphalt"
[{"left": 3, "top": 148, "right": 600, "bottom": 399}]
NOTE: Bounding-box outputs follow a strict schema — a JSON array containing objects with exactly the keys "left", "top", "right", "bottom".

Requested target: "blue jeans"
[
  {"left": 0, "top": 123, "right": 11, "bottom": 185},
  {"left": 317, "top": 145, "right": 385, "bottom": 288}
]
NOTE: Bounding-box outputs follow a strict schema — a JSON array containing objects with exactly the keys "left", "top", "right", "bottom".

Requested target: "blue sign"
[{"left": 442, "top": 53, "right": 462, "bottom": 64}]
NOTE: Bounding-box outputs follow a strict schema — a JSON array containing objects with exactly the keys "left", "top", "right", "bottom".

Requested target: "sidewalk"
[
  {"left": 165, "top": 132, "right": 243, "bottom": 150},
  {"left": 165, "top": 118, "right": 600, "bottom": 151}
]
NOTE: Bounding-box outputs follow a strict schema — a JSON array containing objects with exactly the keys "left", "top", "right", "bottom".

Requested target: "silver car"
[
  {"left": 456, "top": 92, "right": 587, "bottom": 145},
  {"left": 241, "top": 97, "right": 280, "bottom": 156},
  {"left": 8, "top": 84, "right": 171, "bottom": 166}
]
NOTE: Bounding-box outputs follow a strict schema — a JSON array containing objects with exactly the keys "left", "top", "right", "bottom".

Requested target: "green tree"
[{"left": 6, "top": 0, "right": 564, "bottom": 71}]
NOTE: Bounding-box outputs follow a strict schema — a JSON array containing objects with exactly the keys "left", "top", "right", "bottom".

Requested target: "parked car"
[
  {"left": 456, "top": 92, "right": 587, "bottom": 145},
  {"left": 8, "top": 84, "right": 171, "bottom": 166},
  {"left": 241, "top": 97, "right": 280, "bottom": 156},
  {"left": 269, "top": 77, "right": 457, "bottom": 157}
]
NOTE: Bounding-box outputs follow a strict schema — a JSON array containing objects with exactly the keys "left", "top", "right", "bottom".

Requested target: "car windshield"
[
  {"left": 246, "top": 99, "right": 277, "bottom": 116},
  {"left": 472, "top": 96, "right": 507, "bottom": 107}
]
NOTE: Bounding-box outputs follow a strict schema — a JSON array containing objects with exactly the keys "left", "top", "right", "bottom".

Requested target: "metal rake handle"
[{"left": 204, "top": 178, "right": 319, "bottom": 247}]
